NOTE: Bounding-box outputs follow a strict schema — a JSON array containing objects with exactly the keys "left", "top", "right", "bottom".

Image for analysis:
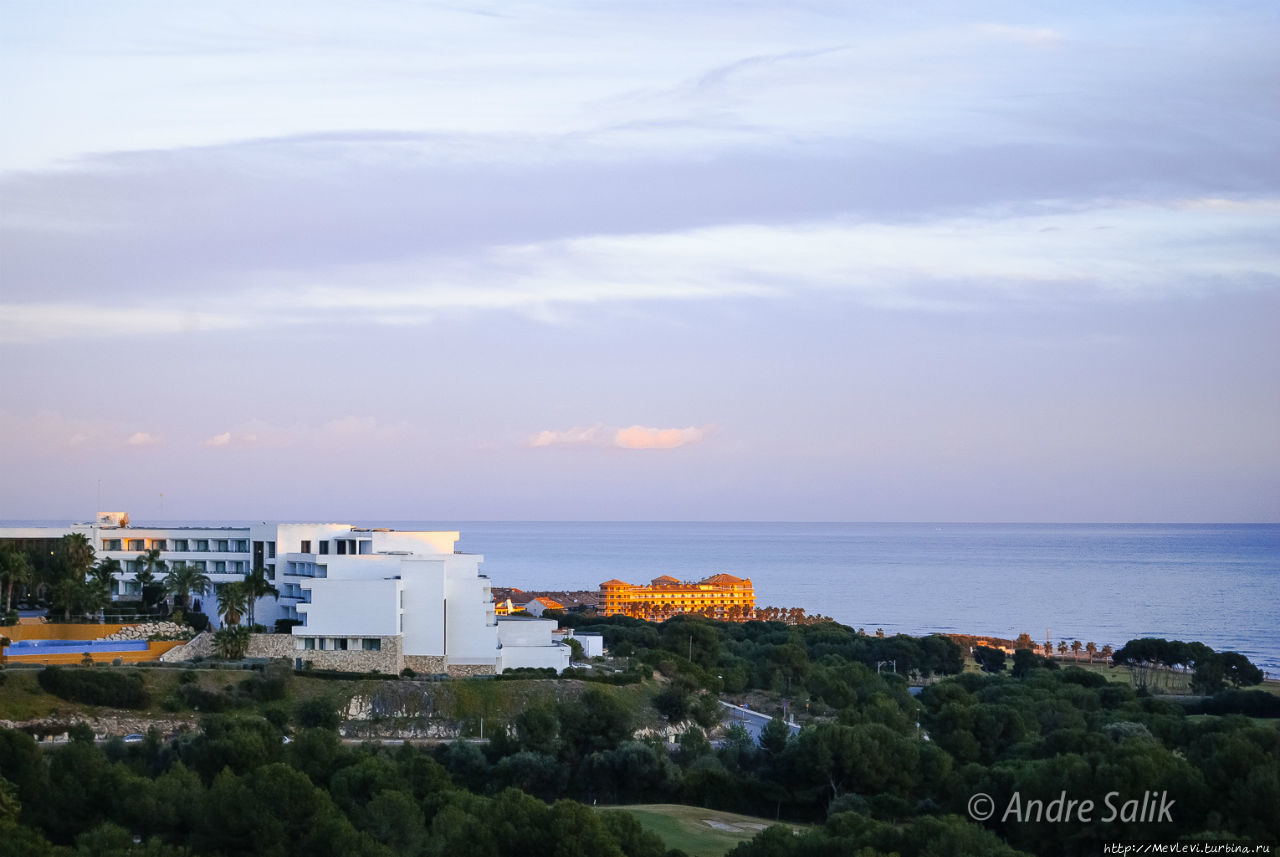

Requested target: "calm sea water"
[
  {"left": 10, "top": 520, "right": 1278, "bottom": 674},
  {"left": 443, "top": 522, "right": 1279, "bottom": 675}
]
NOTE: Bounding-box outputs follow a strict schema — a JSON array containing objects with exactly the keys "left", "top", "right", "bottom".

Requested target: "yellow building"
[{"left": 599, "top": 573, "right": 755, "bottom": 620}]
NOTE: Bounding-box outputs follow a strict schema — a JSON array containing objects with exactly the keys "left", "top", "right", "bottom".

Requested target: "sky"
[{"left": 1, "top": 1, "right": 1277, "bottom": 523}]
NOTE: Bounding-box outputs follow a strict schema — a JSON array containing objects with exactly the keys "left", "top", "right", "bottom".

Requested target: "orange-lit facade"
[{"left": 599, "top": 573, "right": 755, "bottom": 620}]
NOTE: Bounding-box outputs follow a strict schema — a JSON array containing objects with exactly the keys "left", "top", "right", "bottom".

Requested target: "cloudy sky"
[{"left": 2, "top": 1, "right": 1277, "bottom": 522}]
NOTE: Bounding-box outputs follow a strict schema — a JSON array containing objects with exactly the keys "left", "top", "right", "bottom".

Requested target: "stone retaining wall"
[
  {"left": 403, "top": 655, "right": 446, "bottom": 675},
  {"left": 101, "top": 621, "right": 190, "bottom": 642},
  {"left": 159, "top": 630, "right": 213, "bottom": 662},
  {"left": 446, "top": 662, "right": 497, "bottom": 677},
  {"left": 246, "top": 634, "right": 295, "bottom": 659}
]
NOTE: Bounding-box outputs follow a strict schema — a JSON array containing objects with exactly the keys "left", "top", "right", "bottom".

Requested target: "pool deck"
[{"left": 1, "top": 622, "right": 187, "bottom": 665}]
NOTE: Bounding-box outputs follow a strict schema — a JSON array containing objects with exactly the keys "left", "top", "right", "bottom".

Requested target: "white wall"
[
  {"left": 498, "top": 643, "right": 570, "bottom": 672},
  {"left": 443, "top": 555, "right": 497, "bottom": 665},
  {"left": 498, "top": 617, "right": 559, "bottom": 647},
  {"left": 497, "top": 617, "right": 570, "bottom": 673},
  {"left": 566, "top": 631, "right": 604, "bottom": 658},
  {"left": 400, "top": 558, "right": 446, "bottom": 657},
  {"left": 297, "top": 578, "right": 400, "bottom": 636}
]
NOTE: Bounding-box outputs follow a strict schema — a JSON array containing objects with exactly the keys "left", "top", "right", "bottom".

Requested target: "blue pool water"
[{"left": 9, "top": 639, "right": 149, "bottom": 653}]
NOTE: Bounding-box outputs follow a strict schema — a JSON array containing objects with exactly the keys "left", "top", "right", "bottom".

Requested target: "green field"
[{"left": 599, "top": 804, "right": 804, "bottom": 857}]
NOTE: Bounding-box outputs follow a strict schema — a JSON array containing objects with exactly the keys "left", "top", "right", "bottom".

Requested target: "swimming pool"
[{"left": 7, "top": 639, "right": 149, "bottom": 653}]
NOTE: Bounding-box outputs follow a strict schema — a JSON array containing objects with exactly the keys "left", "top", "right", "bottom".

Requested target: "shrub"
[
  {"left": 212, "top": 626, "right": 252, "bottom": 660},
  {"left": 296, "top": 697, "right": 341, "bottom": 730},
  {"left": 38, "top": 666, "right": 150, "bottom": 709}
]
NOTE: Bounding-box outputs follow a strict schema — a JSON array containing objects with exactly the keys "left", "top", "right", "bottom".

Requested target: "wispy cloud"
[
  {"left": 528, "top": 424, "right": 710, "bottom": 450},
  {"left": 127, "top": 432, "right": 160, "bottom": 447},
  {"left": 4, "top": 196, "right": 1276, "bottom": 343}
]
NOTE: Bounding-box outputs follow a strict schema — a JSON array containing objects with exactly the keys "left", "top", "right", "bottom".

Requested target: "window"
[
  {"left": 267, "top": 542, "right": 276, "bottom": 559},
  {"left": 362, "top": 638, "right": 381, "bottom": 651},
  {"left": 127, "top": 539, "right": 144, "bottom": 551},
  {"left": 333, "top": 638, "right": 348, "bottom": 651},
  {"left": 103, "top": 539, "right": 121, "bottom": 551},
  {"left": 233, "top": 540, "right": 249, "bottom": 552},
  {"left": 173, "top": 539, "right": 188, "bottom": 551},
  {"left": 191, "top": 561, "right": 206, "bottom": 571},
  {"left": 151, "top": 539, "right": 167, "bottom": 551},
  {"left": 195, "top": 539, "right": 209, "bottom": 552},
  {"left": 300, "top": 540, "right": 311, "bottom": 554},
  {"left": 336, "top": 540, "right": 346, "bottom": 555},
  {"left": 213, "top": 561, "right": 226, "bottom": 573},
  {"left": 215, "top": 540, "right": 228, "bottom": 552},
  {"left": 318, "top": 541, "right": 329, "bottom": 554},
  {"left": 303, "top": 637, "right": 315, "bottom": 650}
]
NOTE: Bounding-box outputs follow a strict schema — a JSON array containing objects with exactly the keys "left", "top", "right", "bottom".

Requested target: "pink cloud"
[
  {"left": 614, "top": 425, "right": 706, "bottom": 449},
  {"left": 528, "top": 424, "right": 710, "bottom": 450}
]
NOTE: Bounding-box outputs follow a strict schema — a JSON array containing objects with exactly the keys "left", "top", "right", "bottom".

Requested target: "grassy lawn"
[
  {"left": 0, "top": 669, "right": 64, "bottom": 720},
  {"left": 599, "top": 804, "right": 804, "bottom": 857}
]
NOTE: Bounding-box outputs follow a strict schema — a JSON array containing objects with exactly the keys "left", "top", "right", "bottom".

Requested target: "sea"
[
  {"left": 8, "top": 520, "right": 1278, "bottom": 676},
  {"left": 443, "top": 522, "right": 1280, "bottom": 676}
]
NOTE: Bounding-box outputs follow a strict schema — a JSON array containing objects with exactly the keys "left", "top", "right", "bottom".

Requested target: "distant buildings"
[{"left": 599, "top": 573, "right": 755, "bottom": 620}]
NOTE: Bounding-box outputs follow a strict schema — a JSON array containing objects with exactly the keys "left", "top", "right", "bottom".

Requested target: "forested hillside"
[{"left": 1, "top": 616, "right": 1276, "bottom": 856}]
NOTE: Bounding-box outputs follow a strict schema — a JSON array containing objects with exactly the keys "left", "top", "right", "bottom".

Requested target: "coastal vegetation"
[{"left": 1, "top": 615, "right": 1276, "bottom": 855}]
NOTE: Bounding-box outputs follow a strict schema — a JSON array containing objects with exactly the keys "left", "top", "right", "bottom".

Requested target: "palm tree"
[
  {"left": 1070, "top": 640, "right": 1083, "bottom": 661},
  {"left": 1085, "top": 642, "right": 1098, "bottom": 663},
  {"left": 1101, "top": 644, "right": 1114, "bottom": 663},
  {"left": 216, "top": 581, "right": 251, "bottom": 627},
  {"left": 242, "top": 567, "right": 280, "bottom": 628},
  {"left": 58, "top": 533, "right": 96, "bottom": 583},
  {"left": 164, "top": 563, "right": 212, "bottom": 613},
  {"left": 90, "top": 557, "right": 121, "bottom": 594},
  {"left": 136, "top": 548, "right": 168, "bottom": 582},
  {"left": 2, "top": 549, "right": 33, "bottom": 611},
  {"left": 1058, "top": 641, "right": 1068, "bottom": 658}
]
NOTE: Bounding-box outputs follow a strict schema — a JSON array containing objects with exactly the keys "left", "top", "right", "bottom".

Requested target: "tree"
[
  {"left": 135, "top": 549, "right": 167, "bottom": 608},
  {"left": 216, "top": 581, "right": 251, "bottom": 627},
  {"left": 1, "top": 548, "right": 33, "bottom": 611},
  {"left": 1014, "top": 632, "right": 1034, "bottom": 650},
  {"left": 212, "top": 626, "right": 252, "bottom": 660},
  {"left": 165, "top": 563, "right": 212, "bottom": 613},
  {"left": 1071, "top": 640, "right": 1083, "bottom": 661},
  {"left": 58, "top": 534, "right": 96, "bottom": 584},
  {"left": 1058, "top": 641, "right": 1068, "bottom": 658},
  {"left": 48, "top": 576, "right": 102, "bottom": 623},
  {"left": 758, "top": 715, "right": 791, "bottom": 755},
  {"left": 1086, "top": 642, "right": 1098, "bottom": 663},
  {"left": 242, "top": 567, "right": 279, "bottom": 628},
  {"left": 973, "top": 645, "right": 1007, "bottom": 673},
  {"left": 90, "top": 557, "right": 121, "bottom": 593}
]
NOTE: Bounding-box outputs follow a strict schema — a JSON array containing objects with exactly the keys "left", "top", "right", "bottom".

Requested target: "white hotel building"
[{"left": 0, "top": 514, "right": 569, "bottom": 676}]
